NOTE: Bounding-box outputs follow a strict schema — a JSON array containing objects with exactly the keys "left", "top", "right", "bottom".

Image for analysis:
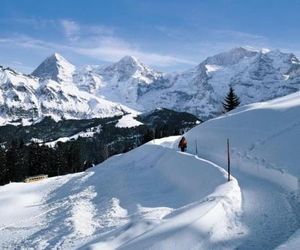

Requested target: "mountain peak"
[
  {"left": 32, "top": 53, "right": 75, "bottom": 82},
  {"left": 43, "top": 52, "right": 71, "bottom": 66},
  {"left": 101, "top": 55, "right": 152, "bottom": 79},
  {"left": 115, "top": 55, "right": 143, "bottom": 69},
  {"left": 51, "top": 52, "right": 66, "bottom": 61},
  {"left": 230, "top": 46, "right": 253, "bottom": 53},
  {"left": 203, "top": 47, "right": 258, "bottom": 66},
  {"left": 119, "top": 55, "right": 139, "bottom": 64}
]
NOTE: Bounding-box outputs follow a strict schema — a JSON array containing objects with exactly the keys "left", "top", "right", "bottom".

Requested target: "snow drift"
[{"left": 0, "top": 139, "right": 240, "bottom": 249}]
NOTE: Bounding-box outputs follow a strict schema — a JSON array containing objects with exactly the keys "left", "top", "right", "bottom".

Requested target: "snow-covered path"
[
  {"left": 161, "top": 150, "right": 300, "bottom": 249},
  {"left": 227, "top": 170, "right": 299, "bottom": 249}
]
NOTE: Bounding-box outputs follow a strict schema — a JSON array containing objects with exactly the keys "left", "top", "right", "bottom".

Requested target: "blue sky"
[{"left": 1, "top": 0, "right": 300, "bottom": 73}]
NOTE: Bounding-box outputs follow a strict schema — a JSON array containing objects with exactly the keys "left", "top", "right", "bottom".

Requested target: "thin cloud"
[
  {"left": 211, "top": 29, "right": 268, "bottom": 44},
  {"left": 60, "top": 19, "right": 115, "bottom": 41},
  {"left": 61, "top": 20, "right": 80, "bottom": 41}
]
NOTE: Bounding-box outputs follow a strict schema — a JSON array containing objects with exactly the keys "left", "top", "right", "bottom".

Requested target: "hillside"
[
  {"left": 0, "top": 109, "right": 199, "bottom": 185},
  {"left": 0, "top": 108, "right": 198, "bottom": 145}
]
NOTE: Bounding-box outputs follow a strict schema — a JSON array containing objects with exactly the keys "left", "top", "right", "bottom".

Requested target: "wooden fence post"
[{"left": 227, "top": 138, "right": 231, "bottom": 182}]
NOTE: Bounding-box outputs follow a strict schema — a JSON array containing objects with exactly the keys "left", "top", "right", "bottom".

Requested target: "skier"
[{"left": 178, "top": 136, "right": 187, "bottom": 152}]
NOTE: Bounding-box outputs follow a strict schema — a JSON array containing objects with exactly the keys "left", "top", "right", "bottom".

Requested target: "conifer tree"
[
  {"left": 222, "top": 86, "right": 241, "bottom": 112},
  {"left": 143, "top": 129, "right": 155, "bottom": 143}
]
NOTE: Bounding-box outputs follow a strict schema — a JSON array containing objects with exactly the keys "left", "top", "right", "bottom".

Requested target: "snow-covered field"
[{"left": 1, "top": 92, "right": 300, "bottom": 249}]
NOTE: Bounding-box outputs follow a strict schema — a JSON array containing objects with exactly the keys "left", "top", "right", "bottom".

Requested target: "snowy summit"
[{"left": 32, "top": 52, "right": 76, "bottom": 83}]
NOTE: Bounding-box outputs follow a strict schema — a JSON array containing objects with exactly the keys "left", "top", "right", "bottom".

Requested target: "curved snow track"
[{"left": 233, "top": 170, "right": 299, "bottom": 250}]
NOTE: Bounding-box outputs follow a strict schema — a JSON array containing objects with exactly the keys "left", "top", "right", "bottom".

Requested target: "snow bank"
[
  {"left": 93, "top": 173, "right": 241, "bottom": 250},
  {"left": 0, "top": 138, "right": 241, "bottom": 249}
]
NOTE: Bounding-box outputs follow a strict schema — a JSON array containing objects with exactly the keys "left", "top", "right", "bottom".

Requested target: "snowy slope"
[
  {"left": 183, "top": 91, "right": 300, "bottom": 183},
  {"left": 2, "top": 92, "right": 300, "bottom": 249},
  {"left": 0, "top": 138, "right": 241, "bottom": 249},
  {"left": 276, "top": 229, "right": 300, "bottom": 250}
]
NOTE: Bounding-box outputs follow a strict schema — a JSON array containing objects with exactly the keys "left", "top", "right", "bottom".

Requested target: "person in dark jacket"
[{"left": 178, "top": 136, "right": 187, "bottom": 152}]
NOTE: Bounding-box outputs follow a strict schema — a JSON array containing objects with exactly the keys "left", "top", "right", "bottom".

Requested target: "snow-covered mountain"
[
  {"left": 0, "top": 66, "right": 40, "bottom": 123},
  {"left": 73, "top": 55, "right": 165, "bottom": 110},
  {"left": 41, "top": 47, "right": 300, "bottom": 119},
  {"left": 32, "top": 53, "right": 75, "bottom": 83},
  {"left": 1, "top": 92, "right": 300, "bottom": 249},
  {"left": 134, "top": 47, "right": 300, "bottom": 118},
  {"left": 1, "top": 47, "right": 300, "bottom": 124},
  {"left": 0, "top": 56, "right": 134, "bottom": 125}
]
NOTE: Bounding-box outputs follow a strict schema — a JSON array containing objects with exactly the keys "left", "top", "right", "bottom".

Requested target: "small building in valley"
[{"left": 24, "top": 175, "right": 48, "bottom": 183}]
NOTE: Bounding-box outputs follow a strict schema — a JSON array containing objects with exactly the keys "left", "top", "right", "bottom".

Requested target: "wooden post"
[{"left": 227, "top": 138, "right": 231, "bottom": 182}]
